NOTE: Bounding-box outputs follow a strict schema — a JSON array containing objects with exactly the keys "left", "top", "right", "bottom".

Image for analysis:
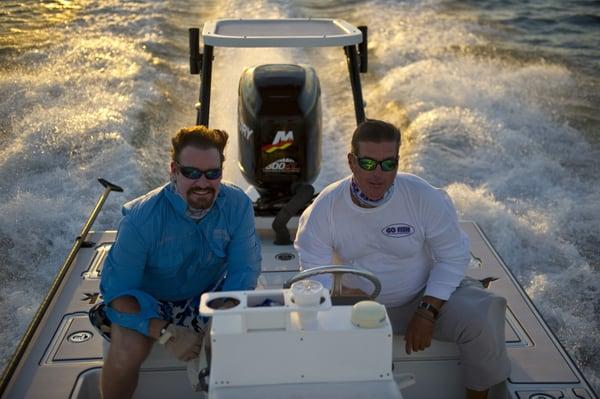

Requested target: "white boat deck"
[{"left": 0, "top": 220, "right": 596, "bottom": 399}]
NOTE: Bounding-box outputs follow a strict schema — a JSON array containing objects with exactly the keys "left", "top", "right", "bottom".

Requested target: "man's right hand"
[{"left": 163, "top": 325, "right": 204, "bottom": 361}]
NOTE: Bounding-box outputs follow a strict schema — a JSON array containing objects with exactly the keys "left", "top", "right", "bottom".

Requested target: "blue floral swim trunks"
[{"left": 89, "top": 296, "right": 208, "bottom": 341}]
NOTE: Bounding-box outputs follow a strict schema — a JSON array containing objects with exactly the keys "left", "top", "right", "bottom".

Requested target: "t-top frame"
[{"left": 189, "top": 18, "right": 368, "bottom": 127}]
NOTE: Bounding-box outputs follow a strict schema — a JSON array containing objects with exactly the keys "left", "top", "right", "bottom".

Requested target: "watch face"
[
  {"left": 158, "top": 330, "right": 172, "bottom": 345},
  {"left": 159, "top": 322, "right": 170, "bottom": 335},
  {"left": 419, "top": 302, "right": 439, "bottom": 317}
]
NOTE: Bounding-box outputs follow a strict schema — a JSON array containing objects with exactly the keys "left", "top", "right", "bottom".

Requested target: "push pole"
[{"left": 0, "top": 178, "right": 123, "bottom": 395}]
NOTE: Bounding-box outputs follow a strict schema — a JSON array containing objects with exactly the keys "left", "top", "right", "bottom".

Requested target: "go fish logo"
[{"left": 382, "top": 223, "right": 414, "bottom": 237}]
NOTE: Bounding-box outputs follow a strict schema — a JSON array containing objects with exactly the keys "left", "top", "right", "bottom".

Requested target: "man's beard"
[{"left": 186, "top": 187, "right": 216, "bottom": 210}]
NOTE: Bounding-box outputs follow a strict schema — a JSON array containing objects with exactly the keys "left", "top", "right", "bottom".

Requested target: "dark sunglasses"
[
  {"left": 353, "top": 154, "right": 398, "bottom": 172},
  {"left": 176, "top": 162, "right": 222, "bottom": 180}
]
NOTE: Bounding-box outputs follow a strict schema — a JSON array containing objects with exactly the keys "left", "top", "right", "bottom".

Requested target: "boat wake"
[{"left": 0, "top": 0, "right": 598, "bottom": 391}]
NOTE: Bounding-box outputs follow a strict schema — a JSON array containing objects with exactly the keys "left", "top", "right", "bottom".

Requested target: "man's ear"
[
  {"left": 347, "top": 153, "right": 355, "bottom": 172},
  {"left": 169, "top": 161, "right": 177, "bottom": 175}
]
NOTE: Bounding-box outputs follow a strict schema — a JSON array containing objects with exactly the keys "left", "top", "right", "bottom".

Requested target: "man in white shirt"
[{"left": 294, "top": 119, "right": 509, "bottom": 399}]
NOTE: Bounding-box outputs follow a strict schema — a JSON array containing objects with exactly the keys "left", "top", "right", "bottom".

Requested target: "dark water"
[
  {"left": 1, "top": 0, "right": 599, "bottom": 392},
  {"left": 442, "top": 0, "right": 600, "bottom": 142}
]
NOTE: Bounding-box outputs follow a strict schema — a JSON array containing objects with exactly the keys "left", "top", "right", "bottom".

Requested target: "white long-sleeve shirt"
[{"left": 294, "top": 173, "right": 470, "bottom": 307}]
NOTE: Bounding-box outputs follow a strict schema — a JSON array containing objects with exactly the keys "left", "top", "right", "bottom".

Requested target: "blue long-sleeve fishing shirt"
[{"left": 100, "top": 182, "right": 261, "bottom": 336}]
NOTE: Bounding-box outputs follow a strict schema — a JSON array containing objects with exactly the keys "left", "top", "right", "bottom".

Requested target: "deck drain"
[{"left": 275, "top": 252, "right": 295, "bottom": 261}]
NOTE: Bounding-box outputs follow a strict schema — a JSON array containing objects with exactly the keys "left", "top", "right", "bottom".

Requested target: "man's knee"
[
  {"left": 106, "top": 325, "right": 153, "bottom": 371},
  {"left": 458, "top": 294, "right": 507, "bottom": 345},
  {"left": 109, "top": 295, "right": 141, "bottom": 314}
]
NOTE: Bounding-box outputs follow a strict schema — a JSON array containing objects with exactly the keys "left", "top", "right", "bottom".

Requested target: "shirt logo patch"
[
  {"left": 213, "top": 229, "right": 230, "bottom": 241},
  {"left": 382, "top": 223, "right": 415, "bottom": 237}
]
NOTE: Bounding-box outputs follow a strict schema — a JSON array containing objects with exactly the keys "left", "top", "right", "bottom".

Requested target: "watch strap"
[
  {"left": 158, "top": 322, "right": 173, "bottom": 345},
  {"left": 417, "top": 301, "right": 440, "bottom": 319}
]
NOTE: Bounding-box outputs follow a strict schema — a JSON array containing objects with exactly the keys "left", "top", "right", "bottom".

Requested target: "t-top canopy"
[{"left": 202, "top": 18, "right": 363, "bottom": 48}]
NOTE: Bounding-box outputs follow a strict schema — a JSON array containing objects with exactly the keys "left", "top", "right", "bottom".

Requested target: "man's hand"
[
  {"left": 164, "top": 325, "right": 204, "bottom": 361},
  {"left": 404, "top": 312, "right": 435, "bottom": 354}
]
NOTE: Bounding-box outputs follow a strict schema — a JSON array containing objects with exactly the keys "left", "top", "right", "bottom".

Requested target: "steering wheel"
[{"left": 283, "top": 265, "right": 381, "bottom": 304}]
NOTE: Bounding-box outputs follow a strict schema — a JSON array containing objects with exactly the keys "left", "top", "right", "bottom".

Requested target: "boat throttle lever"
[{"left": 272, "top": 183, "right": 314, "bottom": 245}]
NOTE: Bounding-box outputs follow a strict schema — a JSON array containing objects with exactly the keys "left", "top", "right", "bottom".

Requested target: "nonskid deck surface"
[{"left": 1, "top": 218, "right": 596, "bottom": 399}]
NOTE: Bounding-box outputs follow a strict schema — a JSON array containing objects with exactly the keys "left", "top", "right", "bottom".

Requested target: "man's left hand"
[
  {"left": 404, "top": 313, "right": 435, "bottom": 354},
  {"left": 164, "top": 325, "right": 204, "bottom": 361}
]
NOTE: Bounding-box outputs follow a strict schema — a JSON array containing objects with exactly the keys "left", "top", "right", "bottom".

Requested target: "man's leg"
[
  {"left": 101, "top": 296, "right": 154, "bottom": 399},
  {"left": 433, "top": 278, "right": 510, "bottom": 396},
  {"left": 101, "top": 324, "right": 154, "bottom": 399}
]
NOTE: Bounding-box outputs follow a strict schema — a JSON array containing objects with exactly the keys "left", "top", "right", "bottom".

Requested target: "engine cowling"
[{"left": 238, "top": 64, "right": 322, "bottom": 201}]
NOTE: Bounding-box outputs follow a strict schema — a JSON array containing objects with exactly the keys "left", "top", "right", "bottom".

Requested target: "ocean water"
[{"left": 1, "top": 0, "right": 599, "bottom": 392}]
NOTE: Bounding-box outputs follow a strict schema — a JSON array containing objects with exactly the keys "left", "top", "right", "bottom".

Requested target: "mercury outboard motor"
[
  {"left": 238, "top": 64, "right": 321, "bottom": 202},
  {"left": 238, "top": 64, "right": 321, "bottom": 244}
]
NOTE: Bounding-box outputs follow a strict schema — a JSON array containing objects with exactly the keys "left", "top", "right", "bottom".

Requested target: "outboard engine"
[{"left": 238, "top": 64, "right": 322, "bottom": 208}]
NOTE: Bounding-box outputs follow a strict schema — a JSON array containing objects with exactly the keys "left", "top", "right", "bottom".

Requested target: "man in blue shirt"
[{"left": 95, "top": 125, "right": 261, "bottom": 399}]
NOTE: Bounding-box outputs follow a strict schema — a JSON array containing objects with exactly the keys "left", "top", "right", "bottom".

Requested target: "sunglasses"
[
  {"left": 353, "top": 154, "right": 398, "bottom": 172},
  {"left": 176, "top": 162, "right": 222, "bottom": 180}
]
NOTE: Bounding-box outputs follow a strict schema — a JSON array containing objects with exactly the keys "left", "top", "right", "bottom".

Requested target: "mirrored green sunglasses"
[{"left": 353, "top": 155, "right": 398, "bottom": 172}]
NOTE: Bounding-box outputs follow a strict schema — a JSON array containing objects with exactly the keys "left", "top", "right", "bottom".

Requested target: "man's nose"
[
  {"left": 372, "top": 165, "right": 385, "bottom": 176},
  {"left": 192, "top": 175, "right": 210, "bottom": 187}
]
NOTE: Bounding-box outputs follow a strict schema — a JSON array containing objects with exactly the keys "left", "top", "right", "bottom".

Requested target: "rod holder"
[
  {"left": 358, "top": 26, "right": 368, "bottom": 73},
  {"left": 189, "top": 27, "right": 203, "bottom": 75}
]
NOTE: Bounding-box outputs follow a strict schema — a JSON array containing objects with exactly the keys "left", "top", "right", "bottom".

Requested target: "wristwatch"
[
  {"left": 417, "top": 301, "right": 440, "bottom": 320},
  {"left": 158, "top": 322, "right": 173, "bottom": 345}
]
